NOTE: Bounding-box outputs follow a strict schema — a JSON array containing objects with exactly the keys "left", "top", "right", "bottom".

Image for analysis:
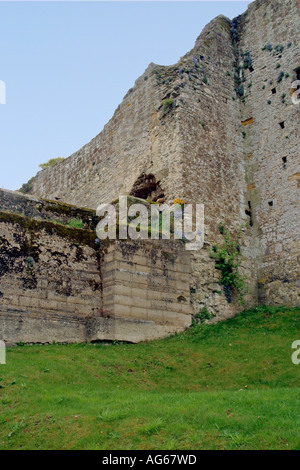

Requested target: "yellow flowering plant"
[{"left": 173, "top": 199, "right": 185, "bottom": 207}]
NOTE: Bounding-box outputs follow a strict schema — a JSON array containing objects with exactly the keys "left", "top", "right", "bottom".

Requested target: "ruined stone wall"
[
  {"left": 100, "top": 240, "right": 192, "bottom": 330},
  {"left": 24, "top": 0, "right": 300, "bottom": 313},
  {"left": 180, "top": 0, "right": 300, "bottom": 312},
  {"left": 0, "top": 192, "right": 192, "bottom": 343},
  {"left": 0, "top": 188, "right": 97, "bottom": 229},
  {"left": 0, "top": 210, "right": 102, "bottom": 344},
  {"left": 27, "top": 14, "right": 255, "bottom": 318},
  {"left": 237, "top": 0, "right": 300, "bottom": 306},
  {"left": 163, "top": 16, "right": 257, "bottom": 316}
]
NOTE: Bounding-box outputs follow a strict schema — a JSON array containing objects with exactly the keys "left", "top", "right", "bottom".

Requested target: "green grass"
[
  {"left": 67, "top": 218, "right": 84, "bottom": 229},
  {"left": 0, "top": 306, "right": 299, "bottom": 450}
]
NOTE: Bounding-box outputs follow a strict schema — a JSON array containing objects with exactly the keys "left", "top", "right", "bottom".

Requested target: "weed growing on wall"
[
  {"left": 39, "top": 157, "right": 65, "bottom": 170},
  {"left": 25, "top": 256, "right": 35, "bottom": 274},
  {"left": 162, "top": 98, "right": 175, "bottom": 116},
  {"left": 68, "top": 218, "right": 84, "bottom": 229},
  {"left": 192, "top": 306, "right": 215, "bottom": 325},
  {"left": 210, "top": 223, "right": 248, "bottom": 305}
]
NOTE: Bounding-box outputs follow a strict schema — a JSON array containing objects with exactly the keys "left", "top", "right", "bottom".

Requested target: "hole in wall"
[
  {"left": 272, "top": 88, "right": 277, "bottom": 94},
  {"left": 249, "top": 66, "right": 254, "bottom": 73},
  {"left": 279, "top": 121, "right": 285, "bottom": 129},
  {"left": 130, "top": 173, "right": 165, "bottom": 202},
  {"left": 245, "top": 201, "right": 253, "bottom": 226},
  {"left": 268, "top": 201, "right": 273, "bottom": 207},
  {"left": 282, "top": 157, "right": 287, "bottom": 169},
  {"left": 295, "top": 66, "right": 300, "bottom": 81}
]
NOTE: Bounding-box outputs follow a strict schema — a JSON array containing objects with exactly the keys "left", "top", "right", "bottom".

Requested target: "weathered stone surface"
[
  {"left": 87, "top": 317, "right": 184, "bottom": 344},
  {"left": 24, "top": 0, "right": 299, "bottom": 313},
  {"left": 237, "top": 0, "right": 300, "bottom": 307},
  {"left": 0, "top": 199, "right": 192, "bottom": 343},
  {"left": 0, "top": 188, "right": 97, "bottom": 230},
  {"left": 101, "top": 239, "right": 193, "bottom": 329}
]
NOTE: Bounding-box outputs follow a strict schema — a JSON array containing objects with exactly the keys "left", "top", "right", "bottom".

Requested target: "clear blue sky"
[{"left": 0, "top": 1, "right": 251, "bottom": 190}]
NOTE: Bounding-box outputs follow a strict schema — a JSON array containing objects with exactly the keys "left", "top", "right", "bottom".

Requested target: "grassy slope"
[{"left": 0, "top": 306, "right": 299, "bottom": 450}]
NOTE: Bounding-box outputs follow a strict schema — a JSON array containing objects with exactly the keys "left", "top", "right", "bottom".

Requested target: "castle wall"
[
  {"left": 0, "top": 191, "right": 192, "bottom": 344},
  {"left": 0, "top": 209, "right": 102, "bottom": 344},
  {"left": 0, "top": 188, "right": 97, "bottom": 229},
  {"left": 27, "top": 14, "right": 256, "bottom": 318},
  {"left": 167, "top": 16, "right": 257, "bottom": 316},
  {"left": 100, "top": 240, "right": 192, "bottom": 330},
  {"left": 237, "top": 0, "right": 300, "bottom": 306},
  {"left": 18, "top": 0, "right": 300, "bottom": 314}
]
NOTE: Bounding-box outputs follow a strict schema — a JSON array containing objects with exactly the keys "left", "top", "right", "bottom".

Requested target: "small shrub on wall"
[
  {"left": 39, "top": 157, "right": 64, "bottom": 170},
  {"left": 210, "top": 223, "right": 248, "bottom": 305}
]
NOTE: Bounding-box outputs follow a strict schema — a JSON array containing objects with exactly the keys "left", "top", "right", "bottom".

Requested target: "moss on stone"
[
  {"left": 0, "top": 211, "right": 97, "bottom": 248},
  {"left": 42, "top": 200, "right": 94, "bottom": 215}
]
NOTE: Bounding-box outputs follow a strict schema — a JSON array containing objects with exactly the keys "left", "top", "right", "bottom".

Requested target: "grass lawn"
[{"left": 0, "top": 306, "right": 299, "bottom": 450}]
